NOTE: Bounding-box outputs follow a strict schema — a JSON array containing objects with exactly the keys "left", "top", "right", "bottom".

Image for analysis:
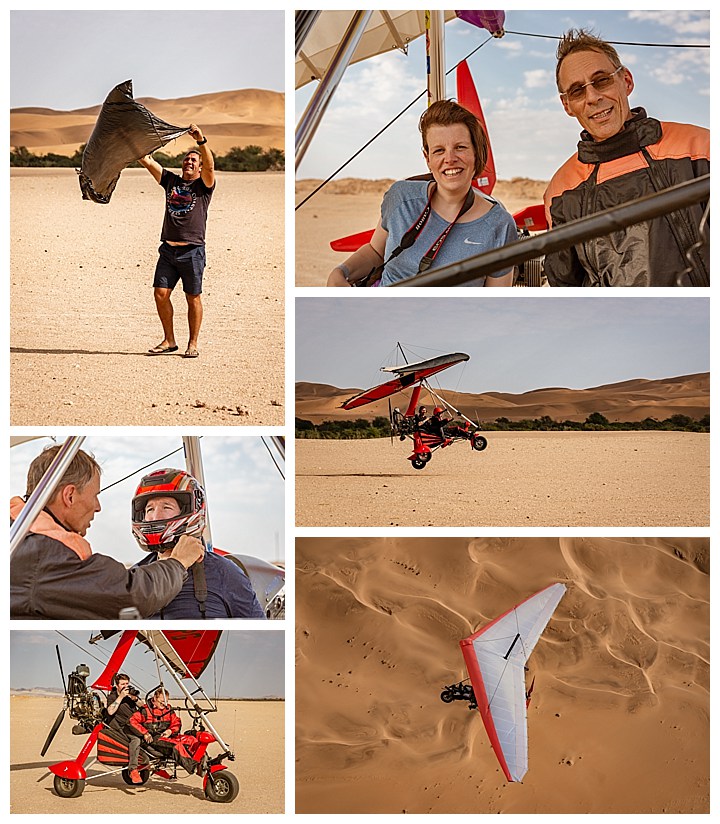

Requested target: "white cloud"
[
  {"left": 524, "top": 68, "right": 552, "bottom": 89},
  {"left": 495, "top": 39, "right": 522, "bottom": 54},
  {"left": 627, "top": 11, "right": 710, "bottom": 37}
]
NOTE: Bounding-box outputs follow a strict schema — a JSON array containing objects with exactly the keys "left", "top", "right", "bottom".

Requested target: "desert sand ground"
[
  {"left": 11, "top": 168, "right": 284, "bottom": 426},
  {"left": 295, "top": 178, "right": 547, "bottom": 286},
  {"left": 295, "top": 432, "right": 709, "bottom": 527},
  {"left": 296, "top": 537, "right": 709, "bottom": 814},
  {"left": 11, "top": 696, "right": 284, "bottom": 814}
]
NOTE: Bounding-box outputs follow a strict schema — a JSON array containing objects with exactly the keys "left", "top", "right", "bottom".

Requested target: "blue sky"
[
  {"left": 296, "top": 10, "right": 710, "bottom": 181},
  {"left": 11, "top": 11, "right": 284, "bottom": 109},
  {"left": 296, "top": 297, "right": 709, "bottom": 394},
  {"left": 11, "top": 630, "right": 285, "bottom": 698},
  {"left": 10, "top": 436, "right": 284, "bottom": 566}
]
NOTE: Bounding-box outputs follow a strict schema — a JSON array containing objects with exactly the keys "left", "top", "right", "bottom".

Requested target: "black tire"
[
  {"left": 121, "top": 767, "right": 151, "bottom": 786},
  {"left": 53, "top": 776, "right": 85, "bottom": 798},
  {"left": 440, "top": 690, "right": 454, "bottom": 703},
  {"left": 204, "top": 770, "right": 240, "bottom": 803},
  {"left": 471, "top": 434, "right": 488, "bottom": 452},
  {"left": 411, "top": 458, "right": 428, "bottom": 470}
]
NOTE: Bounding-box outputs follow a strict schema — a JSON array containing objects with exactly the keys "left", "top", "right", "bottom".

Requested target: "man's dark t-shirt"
[
  {"left": 104, "top": 688, "right": 139, "bottom": 737},
  {"left": 159, "top": 170, "right": 215, "bottom": 244}
]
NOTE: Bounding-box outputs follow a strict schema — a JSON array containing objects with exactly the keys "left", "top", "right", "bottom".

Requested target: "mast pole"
[
  {"left": 426, "top": 11, "right": 446, "bottom": 105},
  {"left": 183, "top": 436, "right": 213, "bottom": 551}
]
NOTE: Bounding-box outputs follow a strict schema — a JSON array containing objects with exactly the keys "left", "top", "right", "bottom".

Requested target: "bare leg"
[
  {"left": 185, "top": 293, "right": 203, "bottom": 350},
  {"left": 153, "top": 287, "right": 176, "bottom": 347}
]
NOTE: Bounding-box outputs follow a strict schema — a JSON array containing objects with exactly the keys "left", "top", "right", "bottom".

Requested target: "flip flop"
[
  {"left": 183, "top": 347, "right": 200, "bottom": 359},
  {"left": 147, "top": 344, "right": 179, "bottom": 355}
]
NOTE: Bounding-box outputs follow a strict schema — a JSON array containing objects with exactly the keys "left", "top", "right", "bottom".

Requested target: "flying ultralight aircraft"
[
  {"left": 41, "top": 629, "right": 240, "bottom": 801},
  {"left": 440, "top": 583, "right": 566, "bottom": 781},
  {"left": 341, "top": 344, "right": 488, "bottom": 469}
]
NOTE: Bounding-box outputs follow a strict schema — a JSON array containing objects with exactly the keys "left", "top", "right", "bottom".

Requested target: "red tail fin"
[{"left": 457, "top": 60, "right": 496, "bottom": 195}]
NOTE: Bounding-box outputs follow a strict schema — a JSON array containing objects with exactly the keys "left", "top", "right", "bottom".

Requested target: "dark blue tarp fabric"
[{"left": 78, "top": 80, "right": 188, "bottom": 203}]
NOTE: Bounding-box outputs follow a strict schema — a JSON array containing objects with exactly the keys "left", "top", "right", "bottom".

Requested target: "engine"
[{"left": 66, "top": 664, "right": 105, "bottom": 731}]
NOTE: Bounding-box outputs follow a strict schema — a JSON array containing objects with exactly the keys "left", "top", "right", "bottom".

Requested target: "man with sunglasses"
[{"left": 543, "top": 29, "right": 709, "bottom": 287}]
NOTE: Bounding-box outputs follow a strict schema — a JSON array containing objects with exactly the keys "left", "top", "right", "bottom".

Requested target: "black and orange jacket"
[
  {"left": 10, "top": 497, "right": 187, "bottom": 619},
  {"left": 543, "top": 108, "right": 709, "bottom": 286}
]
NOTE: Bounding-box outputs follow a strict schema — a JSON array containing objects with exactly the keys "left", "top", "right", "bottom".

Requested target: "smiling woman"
[{"left": 326, "top": 100, "right": 518, "bottom": 288}]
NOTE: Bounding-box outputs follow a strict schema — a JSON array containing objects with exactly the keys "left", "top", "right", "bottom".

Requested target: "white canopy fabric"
[
  {"left": 296, "top": 10, "right": 457, "bottom": 89},
  {"left": 460, "top": 583, "right": 566, "bottom": 782}
]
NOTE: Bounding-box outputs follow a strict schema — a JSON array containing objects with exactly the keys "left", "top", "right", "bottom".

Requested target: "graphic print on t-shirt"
[{"left": 167, "top": 183, "right": 196, "bottom": 215}]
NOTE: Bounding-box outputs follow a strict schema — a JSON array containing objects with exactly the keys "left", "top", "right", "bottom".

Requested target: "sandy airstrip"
[
  {"left": 11, "top": 696, "right": 284, "bottom": 814},
  {"left": 11, "top": 168, "right": 284, "bottom": 426},
  {"left": 296, "top": 432, "right": 709, "bottom": 527},
  {"left": 296, "top": 537, "right": 709, "bottom": 814}
]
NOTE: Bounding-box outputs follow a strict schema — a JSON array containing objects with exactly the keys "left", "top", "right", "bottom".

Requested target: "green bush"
[
  {"left": 10, "top": 144, "right": 284, "bottom": 171},
  {"left": 295, "top": 412, "right": 709, "bottom": 439}
]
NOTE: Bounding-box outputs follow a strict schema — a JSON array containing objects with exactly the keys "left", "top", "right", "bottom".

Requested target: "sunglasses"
[{"left": 561, "top": 66, "right": 624, "bottom": 103}]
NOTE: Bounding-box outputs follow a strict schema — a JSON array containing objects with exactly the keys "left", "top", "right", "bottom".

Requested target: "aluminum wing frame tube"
[
  {"left": 182, "top": 436, "right": 213, "bottom": 551},
  {"left": 151, "top": 636, "right": 231, "bottom": 753},
  {"left": 424, "top": 385, "right": 477, "bottom": 430},
  {"left": 295, "top": 10, "right": 321, "bottom": 56},
  {"left": 296, "top": 10, "right": 372, "bottom": 167},
  {"left": 393, "top": 175, "right": 710, "bottom": 287},
  {"left": 269, "top": 435, "right": 285, "bottom": 462},
  {"left": 10, "top": 435, "right": 86, "bottom": 556}
]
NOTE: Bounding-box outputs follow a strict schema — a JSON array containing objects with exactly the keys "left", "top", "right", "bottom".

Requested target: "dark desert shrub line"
[
  {"left": 295, "top": 413, "right": 710, "bottom": 439},
  {"left": 11, "top": 144, "right": 285, "bottom": 171}
]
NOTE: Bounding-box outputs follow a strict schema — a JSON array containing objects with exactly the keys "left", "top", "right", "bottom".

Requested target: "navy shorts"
[{"left": 153, "top": 242, "right": 206, "bottom": 295}]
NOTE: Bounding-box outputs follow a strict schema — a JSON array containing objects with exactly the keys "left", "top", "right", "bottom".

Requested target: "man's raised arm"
[
  {"left": 138, "top": 154, "right": 163, "bottom": 184},
  {"left": 188, "top": 124, "right": 215, "bottom": 188}
]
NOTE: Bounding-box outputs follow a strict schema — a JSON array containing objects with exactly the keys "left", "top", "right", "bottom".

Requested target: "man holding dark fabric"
[
  {"left": 543, "top": 29, "right": 709, "bottom": 287},
  {"left": 139, "top": 124, "right": 215, "bottom": 358}
]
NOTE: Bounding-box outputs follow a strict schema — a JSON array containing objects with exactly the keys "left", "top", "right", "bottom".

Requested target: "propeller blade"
[
  {"left": 41, "top": 707, "right": 66, "bottom": 757},
  {"left": 388, "top": 398, "right": 394, "bottom": 445}
]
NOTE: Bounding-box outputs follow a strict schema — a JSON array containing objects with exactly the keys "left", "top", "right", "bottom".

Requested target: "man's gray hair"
[
  {"left": 556, "top": 28, "right": 623, "bottom": 90},
  {"left": 26, "top": 445, "right": 101, "bottom": 498}
]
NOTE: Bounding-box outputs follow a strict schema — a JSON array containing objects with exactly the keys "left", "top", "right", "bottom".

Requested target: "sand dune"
[
  {"left": 11, "top": 88, "right": 284, "bottom": 156},
  {"left": 11, "top": 696, "right": 284, "bottom": 814},
  {"left": 296, "top": 373, "right": 709, "bottom": 424},
  {"left": 295, "top": 177, "right": 547, "bottom": 286},
  {"left": 295, "top": 432, "right": 709, "bottom": 527},
  {"left": 296, "top": 537, "right": 709, "bottom": 814}
]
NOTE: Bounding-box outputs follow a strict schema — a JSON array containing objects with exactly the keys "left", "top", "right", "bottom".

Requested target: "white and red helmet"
[{"left": 131, "top": 468, "right": 206, "bottom": 551}]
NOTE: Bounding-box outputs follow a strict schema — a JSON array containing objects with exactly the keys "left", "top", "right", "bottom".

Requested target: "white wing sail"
[{"left": 460, "top": 583, "right": 566, "bottom": 782}]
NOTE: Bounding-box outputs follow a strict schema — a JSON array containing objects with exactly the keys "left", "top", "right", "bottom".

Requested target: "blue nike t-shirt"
[{"left": 379, "top": 180, "right": 517, "bottom": 286}]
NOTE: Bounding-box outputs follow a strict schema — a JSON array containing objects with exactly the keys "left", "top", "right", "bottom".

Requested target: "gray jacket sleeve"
[
  {"left": 125, "top": 558, "right": 188, "bottom": 618},
  {"left": 10, "top": 535, "right": 188, "bottom": 620}
]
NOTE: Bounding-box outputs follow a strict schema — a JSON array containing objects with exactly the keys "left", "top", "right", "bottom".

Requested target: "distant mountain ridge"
[
  {"left": 10, "top": 88, "right": 284, "bottom": 156},
  {"left": 296, "top": 372, "right": 709, "bottom": 424}
]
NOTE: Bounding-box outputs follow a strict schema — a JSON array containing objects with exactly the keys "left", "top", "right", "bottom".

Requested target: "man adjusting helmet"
[{"left": 131, "top": 468, "right": 266, "bottom": 619}]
